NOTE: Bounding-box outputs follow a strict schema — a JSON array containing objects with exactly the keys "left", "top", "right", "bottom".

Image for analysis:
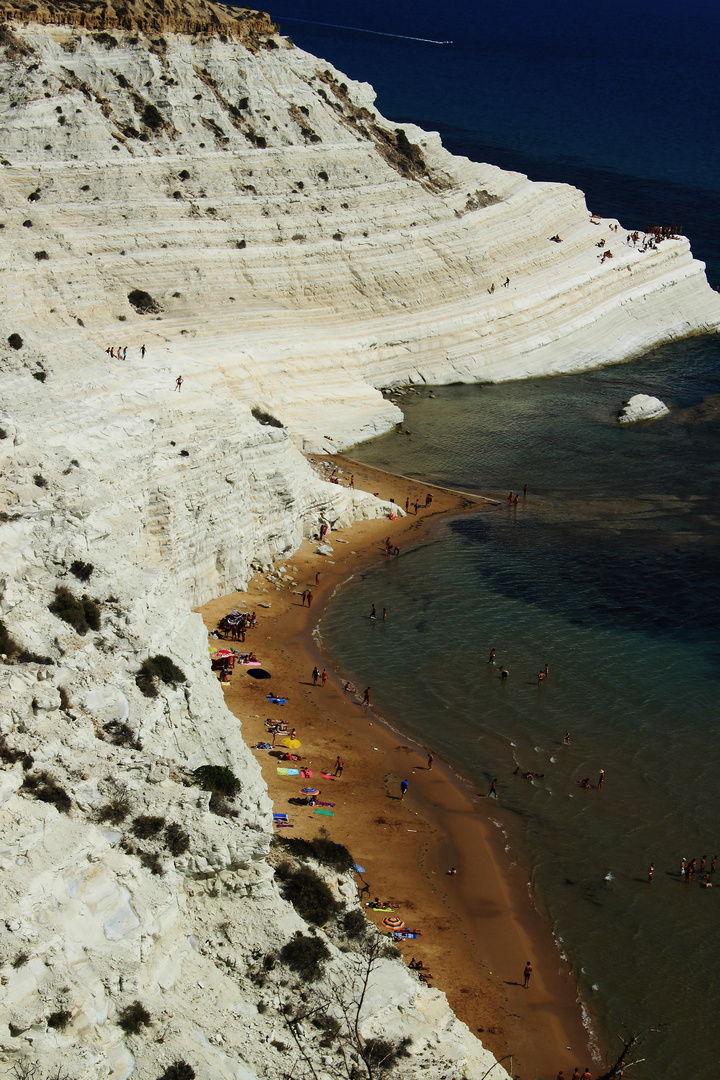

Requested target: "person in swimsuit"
[{"left": 523, "top": 961, "right": 532, "bottom": 988}]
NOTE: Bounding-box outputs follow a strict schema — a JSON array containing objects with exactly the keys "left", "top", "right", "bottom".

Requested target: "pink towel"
[
  {"left": 300, "top": 769, "right": 307, "bottom": 778},
  {"left": 321, "top": 772, "right": 335, "bottom": 780}
]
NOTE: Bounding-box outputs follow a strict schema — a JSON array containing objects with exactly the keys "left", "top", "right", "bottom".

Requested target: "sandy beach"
[{"left": 198, "top": 455, "right": 595, "bottom": 1080}]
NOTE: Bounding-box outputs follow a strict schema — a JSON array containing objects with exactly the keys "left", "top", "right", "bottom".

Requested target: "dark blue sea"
[{"left": 269, "top": 3, "right": 720, "bottom": 1077}]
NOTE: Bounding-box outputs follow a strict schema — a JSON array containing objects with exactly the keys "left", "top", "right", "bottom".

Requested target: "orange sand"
[{"left": 198, "top": 455, "right": 595, "bottom": 1080}]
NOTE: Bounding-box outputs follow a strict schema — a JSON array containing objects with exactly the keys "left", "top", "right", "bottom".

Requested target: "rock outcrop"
[
  {"left": 617, "top": 393, "right": 670, "bottom": 423},
  {"left": 1, "top": 7, "right": 718, "bottom": 1077}
]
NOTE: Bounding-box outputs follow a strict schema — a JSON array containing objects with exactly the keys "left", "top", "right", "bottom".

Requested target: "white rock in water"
[{"left": 617, "top": 394, "right": 670, "bottom": 423}]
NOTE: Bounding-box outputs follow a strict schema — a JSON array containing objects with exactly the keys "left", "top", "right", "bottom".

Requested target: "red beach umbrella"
[{"left": 382, "top": 916, "right": 405, "bottom": 930}]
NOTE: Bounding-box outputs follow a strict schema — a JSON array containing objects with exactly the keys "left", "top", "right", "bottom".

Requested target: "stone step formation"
[{"left": 0, "top": 5, "right": 718, "bottom": 1077}]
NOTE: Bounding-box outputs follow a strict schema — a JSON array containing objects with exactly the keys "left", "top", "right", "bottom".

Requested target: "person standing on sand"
[
  {"left": 400, "top": 779, "right": 409, "bottom": 801},
  {"left": 557, "top": 1072, "right": 565, "bottom": 1080},
  {"left": 307, "top": 591, "right": 313, "bottom": 607},
  {"left": 321, "top": 668, "right": 328, "bottom": 687},
  {"left": 489, "top": 778, "right": 498, "bottom": 798},
  {"left": 350, "top": 474, "right": 355, "bottom": 489},
  {"left": 312, "top": 666, "right": 319, "bottom": 686},
  {"left": 335, "top": 756, "right": 344, "bottom": 776},
  {"left": 315, "top": 572, "right": 320, "bottom": 586},
  {"left": 301, "top": 591, "right": 307, "bottom": 606},
  {"left": 141, "top": 344, "right": 146, "bottom": 359},
  {"left": 523, "top": 960, "right": 532, "bottom": 988},
  {"left": 571, "top": 1070, "right": 580, "bottom": 1080},
  {"left": 581, "top": 1070, "right": 592, "bottom": 1080},
  {"left": 174, "top": 375, "right": 183, "bottom": 391},
  {"left": 427, "top": 752, "right": 434, "bottom": 770}
]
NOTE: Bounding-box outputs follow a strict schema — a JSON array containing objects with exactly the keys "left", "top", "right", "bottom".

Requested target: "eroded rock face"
[
  {"left": 0, "top": 14, "right": 716, "bottom": 1077},
  {"left": 617, "top": 394, "right": 670, "bottom": 423}
]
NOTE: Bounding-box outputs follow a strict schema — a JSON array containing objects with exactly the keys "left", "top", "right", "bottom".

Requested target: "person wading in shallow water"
[{"left": 362, "top": 686, "right": 371, "bottom": 706}]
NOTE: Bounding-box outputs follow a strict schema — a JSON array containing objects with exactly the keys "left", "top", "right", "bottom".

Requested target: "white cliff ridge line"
[{"left": 0, "top": 15, "right": 716, "bottom": 1078}]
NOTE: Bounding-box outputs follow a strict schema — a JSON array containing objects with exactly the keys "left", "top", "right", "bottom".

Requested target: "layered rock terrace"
[{"left": 1, "top": 6, "right": 719, "bottom": 1076}]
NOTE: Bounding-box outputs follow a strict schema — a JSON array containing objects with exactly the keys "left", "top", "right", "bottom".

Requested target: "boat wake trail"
[{"left": 276, "top": 15, "right": 453, "bottom": 45}]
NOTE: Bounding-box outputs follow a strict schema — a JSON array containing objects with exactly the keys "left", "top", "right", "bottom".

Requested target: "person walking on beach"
[
  {"left": 400, "top": 779, "right": 409, "bottom": 801},
  {"left": 523, "top": 960, "right": 533, "bottom": 988},
  {"left": 335, "top": 756, "right": 344, "bottom": 776},
  {"left": 307, "top": 591, "right": 313, "bottom": 607},
  {"left": 301, "top": 591, "right": 308, "bottom": 606},
  {"left": 174, "top": 375, "right": 183, "bottom": 391},
  {"left": 489, "top": 778, "right": 498, "bottom": 798},
  {"left": 350, "top": 473, "right": 355, "bottom": 488},
  {"left": 571, "top": 1070, "right": 580, "bottom": 1080},
  {"left": 362, "top": 686, "right": 371, "bottom": 706},
  {"left": 321, "top": 668, "right": 328, "bottom": 687},
  {"left": 141, "top": 343, "right": 146, "bottom": 359},
  {"left": 315, "top": 572, "right": 320, "bottom": 586},
  {"left": 312, "top": 666, "right": 319, "bottom": 686},
  {"left": 581, "top": 1070, "right": 592, "bottom": 1080},
  {"left": 427, "top": 752, "right": 434, "bottom": 770}
]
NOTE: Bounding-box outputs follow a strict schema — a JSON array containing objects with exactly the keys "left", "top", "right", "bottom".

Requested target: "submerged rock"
[{"left": 617, "top": 394, "right": 670, "bottom": 423}]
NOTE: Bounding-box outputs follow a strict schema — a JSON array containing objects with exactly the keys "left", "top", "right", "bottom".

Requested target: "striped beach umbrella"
[
  {"left": 300, "top": 787, "right": 320, "bottom": 796},
  {"left": 382, "top": 916, "right": 405, "bottom": 930}
]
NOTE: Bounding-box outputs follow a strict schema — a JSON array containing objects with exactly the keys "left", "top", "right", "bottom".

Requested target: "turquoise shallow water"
[{"left": 319, "top": 339, "right": 720, "bottom": 1079}]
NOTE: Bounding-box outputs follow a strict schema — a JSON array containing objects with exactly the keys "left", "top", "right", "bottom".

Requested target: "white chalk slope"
[{"left": 1, "top": 17, "right": 717, "bottom": 1079}]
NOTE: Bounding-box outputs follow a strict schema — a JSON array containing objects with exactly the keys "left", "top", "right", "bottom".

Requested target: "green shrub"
[
  {"left": 208, "top": 792, "right": 238, "bottom": 818},
  {"left": 132, "top": 814, "right": 165, "bottom": 839},
  {"left": 34, "top": 250, "right": 49, "bottom": 260},
  {"left": 49, "top": 586, "right": 100, "bottom": 635},
  {"left": 33, "top": 473, "right": 47, "bottom": 487},
  {"left": 32, "top": 371, "right": 46, "bottom": 381},
  {"left": 98, "top": 798, "right": 130, "bottom": 824},
  {"left": 165, "top": 822, "right": 190, "bottom": 855},
  {"left": 274, "top": 834, "right": 355, "bottom": 872},
  {"left": 364, "top": 1036, "right": 412, "bottom": 1075},
  {"left": 158, "top": 1063, "right": 196, "bottom": 1080},
  {"left": 136, "top": 654, "right": 186, "bottom": 698},
  {"left": 127, "top": 289, "right": 161, "bottom": 314},
  {"left": 94, "top": 31, "right": 118, "bottom": 48},
  {"left": 275, "top": 863, "right": 340, "bottom": 926},
  {"left": 12, "top": 952, "right": 29, "bottom": 968},
  {"left": 22, "top": 771, "right": 71, "bottom": 813},
  {"left": 103, "top": 720, "right": 137, "bottom": 748},
  {"left": 70, "top": 560, "right": 93, "bottom": 582},
  {"left": 47, "top": 1008, "right": 72, "bottom": 1030},
  {"left": 342, "top": 909, "right": 368, "bottom": 940},
  {"left": 193, "top": 764, "right": 240, "bottom": 797},
  {"left": 0, "top": 735, "right": 33, "bottom": 769},
  {"left": 251, "top": 407, "right": 283, "bottom": 428},
  {"left": 279, "top": 933, "right": 330, "bottom": 981},
  {"left": 118, "top": 1000, "right": 151, "bottom": 1034}
]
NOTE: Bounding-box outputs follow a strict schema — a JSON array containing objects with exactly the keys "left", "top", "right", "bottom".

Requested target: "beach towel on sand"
[
  {"left": 277, "top": 767, "right": 289, "bottom": 775},
  {"left": 314, "top": 809, "right": 334, "bottom": 816},
  {"left": 273, "top": 813, "right": 288, "bottom": 820},
  {"left": 320, "top": 772, "right": 335, "bottom": 780}
]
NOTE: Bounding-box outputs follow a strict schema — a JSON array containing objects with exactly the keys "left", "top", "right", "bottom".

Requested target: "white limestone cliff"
[{"left": 0, "top": 9, "right": 718, "bottom": 1078}]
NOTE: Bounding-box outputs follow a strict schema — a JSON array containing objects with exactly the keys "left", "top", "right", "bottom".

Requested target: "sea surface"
[{"left": 273, "top": 5, "right": 720, "bottom": 1077}]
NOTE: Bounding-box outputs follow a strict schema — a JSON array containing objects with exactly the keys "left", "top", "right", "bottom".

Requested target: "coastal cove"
[
  {"left": 319, "top": 340, "right": 720, "bottom": 1080},
  {"left": 198, "top": 458, "right": 595, "bottom": 1080}
]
